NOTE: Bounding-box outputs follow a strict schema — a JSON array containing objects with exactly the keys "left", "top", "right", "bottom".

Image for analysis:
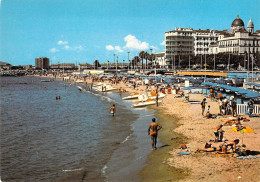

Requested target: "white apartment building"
[
  {"left": 165, "top": 28, "right": 194, "bottom": 61},
  {"left": 165, "top": 27, "right": 227, "bottom": 60}
]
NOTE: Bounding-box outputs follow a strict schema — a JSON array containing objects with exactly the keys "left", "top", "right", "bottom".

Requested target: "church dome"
[
  {"left": 231, "top": 15, "right": 245, "bottom": 27},
  {"left": 247, "top": 18, "right": 254, "bottom": 28}
]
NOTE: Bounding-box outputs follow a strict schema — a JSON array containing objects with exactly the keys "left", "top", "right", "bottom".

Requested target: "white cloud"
[
  {"left": 64, "top": 45, "right": 70, "bottom": 50},
  {"left": 106, "top": 45, "right": 114, "bottom": 51},
  {"left": 50, "top": 48, "right": 59, "bottom": 53},
  {"left": 57, "top": 40, "right": 68, "bottom": 45},
  {"left": 115, "top": 46, "right": 123, "bottom": 52},
  {"left": 160, "top": 41, "right": 165, "bottom": 45},
  {"left": 75, "top": 45, "right": 83, "bottom": 51},
  {"left": 106, "top": 45, "right": 123, "bottom": 52},
  {"left": 124, "top": 34, "right": 149, "bottom": 50}
]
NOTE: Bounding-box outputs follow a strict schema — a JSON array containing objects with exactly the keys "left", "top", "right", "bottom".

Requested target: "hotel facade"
[{"left": 157, "top": 15, "right": 260, "bottom": 68}]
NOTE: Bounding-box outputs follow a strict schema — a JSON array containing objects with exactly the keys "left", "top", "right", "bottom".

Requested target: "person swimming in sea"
[
  {"left": 110, "top": 104, "right": 116, "bottom": 117},
  {"left": 148, "top": 118, "right": 162, "bottom": 151}
]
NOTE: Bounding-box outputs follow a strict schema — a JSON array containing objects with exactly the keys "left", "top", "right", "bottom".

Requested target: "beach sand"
[
  {"left": 103, "top": 79, "right": 260, "bottom": 182},
  {"left": 38, "top": 75, "right": 260, "bottom": 181}
]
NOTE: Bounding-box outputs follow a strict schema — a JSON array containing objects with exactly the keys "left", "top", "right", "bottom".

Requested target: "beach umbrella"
[
  {"left": 231, "top": 126, "right": 255, "bottom": 134},
  {"left": 231, "top": 126, "right": 255, "bottom": 148}
]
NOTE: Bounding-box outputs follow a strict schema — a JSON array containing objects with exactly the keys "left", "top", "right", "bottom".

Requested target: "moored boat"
[
  {"left": 132, "top": 99, "right": 162, "bottom": 108},
  {"left": 122, "top": 93, "right": 140, "bottom": 100}
]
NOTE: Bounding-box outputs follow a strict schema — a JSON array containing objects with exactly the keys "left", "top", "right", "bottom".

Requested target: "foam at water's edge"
[{"left": 62, "top": 168, "right": 83, "bottom": 172}]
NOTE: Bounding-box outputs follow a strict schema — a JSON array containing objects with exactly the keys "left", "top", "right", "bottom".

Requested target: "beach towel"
[
  {"left": 178, "top": 152, "right": 191, "bottom": 155},
  {"left": 237, "top": 156, "right": 260, "bottom": 160}
]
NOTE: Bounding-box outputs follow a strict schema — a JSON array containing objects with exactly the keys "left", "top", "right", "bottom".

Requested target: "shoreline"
[
  {"left": 140, "top": 108, "right": 189, "bottom": 181},
  {"left": 31, "top": 74, "right": 260, "bottom": 181}
]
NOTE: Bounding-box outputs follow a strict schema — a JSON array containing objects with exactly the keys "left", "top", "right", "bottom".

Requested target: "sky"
[{"left": 0, "top": 0, "right": 259, "bottom": 66}]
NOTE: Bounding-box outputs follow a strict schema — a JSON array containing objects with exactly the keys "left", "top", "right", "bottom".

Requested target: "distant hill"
[{"left": 0, "top": 61, "right": 11, "bottom": 65}]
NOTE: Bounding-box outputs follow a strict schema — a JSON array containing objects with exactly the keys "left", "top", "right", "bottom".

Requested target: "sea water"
[{"left": 0, "top": 77, "right": 155, "bottom": 181}]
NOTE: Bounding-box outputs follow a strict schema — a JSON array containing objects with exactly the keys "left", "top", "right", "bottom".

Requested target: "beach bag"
[{"left": 180, "top": 144, "right": 187, "bottom": 149}]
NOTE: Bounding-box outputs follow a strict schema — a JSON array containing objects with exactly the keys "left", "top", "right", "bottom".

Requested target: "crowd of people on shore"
[{"left": 44, "top": 73, "right": 257, "bottom": 157}]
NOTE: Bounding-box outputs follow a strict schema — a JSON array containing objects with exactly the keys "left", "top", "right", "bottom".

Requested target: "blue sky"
[{"left": 1, "top": 0, "right": 259, "bottom": 66}]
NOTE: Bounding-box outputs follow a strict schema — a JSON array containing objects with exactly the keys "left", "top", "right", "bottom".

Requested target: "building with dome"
[
  {"left": 230, "top": 15, "right": 246, "bottom": 34},
  {"left": 161, "top": 15, "right": 259, "bottom": 68},
  {"left": 217, "top": 15, "right": 260, "bottom": 56}
]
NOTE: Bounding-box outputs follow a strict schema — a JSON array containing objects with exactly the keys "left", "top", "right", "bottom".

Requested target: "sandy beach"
[
  {"left": 96, "top": 77, "right": 260, "bottom": 182},
  {"left": 39, "top": 74, "right": 260, "bottom": 182}
]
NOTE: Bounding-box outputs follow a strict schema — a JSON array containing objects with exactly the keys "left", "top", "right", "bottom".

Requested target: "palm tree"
[
  {"left": 144, "top": 52, "right": 149, "bottom": 70},
  {"left": 93, "top": 60, "right": 100, "bottom": 69},
  {"left": 139, "top": 51, "right": 145, "bottom": 70},
  {"left": 132, "top": 56, "right": 141, "bottom": 69}
]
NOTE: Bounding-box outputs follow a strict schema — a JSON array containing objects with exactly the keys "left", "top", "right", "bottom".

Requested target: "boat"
[
  {"left": 122, "top": 93, "right": 140, "bottom": 100},
  {"left": 132, "top": 99, "right": 162, "bottom": 108},
  {"left": 148, "top": 92, "right": 166, "bottom": 100},
  {"left": 77, "top": 86, "right": 83, "bottom": 91}
]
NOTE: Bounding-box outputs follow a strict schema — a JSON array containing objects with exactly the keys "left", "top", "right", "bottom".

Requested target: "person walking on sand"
[
  {"left": 201, "top": 98, "right": 206, "bottom": 116},
  {"left": 110, "top": 104, "right": 116, "bottom": 117},
  {"left": 148, "top": 118, "right": 162, "bottom": 150}
]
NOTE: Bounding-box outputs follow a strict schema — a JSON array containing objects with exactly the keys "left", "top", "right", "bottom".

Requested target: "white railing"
[{"left": 237, "top": 104, "right": 260, "bottom": 114}]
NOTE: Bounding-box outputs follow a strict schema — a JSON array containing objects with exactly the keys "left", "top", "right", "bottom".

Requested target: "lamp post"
[
  {"left": 113, "top": 54, "right": 116, "bottom": 69},
  {"left": 128, "top": 51, "right": 130, "bottom": 72},
  {"left": 150, "top": 48, "right": 153, "bottom": 67},
  {"left": 107, "top": 60, "right": 109, "bottom": 70},
  {"left": 150, "top": 48, "right": 156, "bottom": 81},
  {"left": 116, "top": 56, "right": 118, "bottom": 75},
  {"left": 252, "top": 38, "right": 256, "bottom": 83},
  {"left": 189, "top": 55, "right": 191, "bottom": 70},
  {"left": 201, "top": 54, "right": 203, "bottom": 71},
  {"left": 214, "top": 54, "right": 216, "bottom": 71},
  {"left": 204, "top": 54, "right": 207, "bottom": 82},
  {"left": 174, "top": 55, "right": 176, "bottom": 73}
]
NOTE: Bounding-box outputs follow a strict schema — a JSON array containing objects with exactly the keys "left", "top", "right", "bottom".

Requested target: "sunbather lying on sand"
[
  {"left": 222, "top": 117, "right": 242, "bottom": 126},
  {"left": 197, "top": 143, "right": 223, "bottom": 152},
  {"left": 220, "top": 139, "right": 240, "bottom": 153}
]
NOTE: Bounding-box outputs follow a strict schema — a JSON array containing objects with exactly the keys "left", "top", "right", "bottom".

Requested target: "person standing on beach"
[
  {"left": 248, "top": 99, "right": 254, "bottom": 117},
  {"left": 201, "top": 98, "right": 206, "bottom": 116},
  {"left": 148, "top": 118, "right": 162, "bottom": 150},
  {"left": 110, "top": 104, "right": 116, "bottom": 117}
]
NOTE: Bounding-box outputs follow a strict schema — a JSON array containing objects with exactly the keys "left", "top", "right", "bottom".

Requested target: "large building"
[
  {"left": 216, "top": 16, "right": 260, "bottom": 56},
  {"left": 165, "top": 27, "right": 228, "bottom": 60},
  {"left": 35, "top": 57, "right": 50, "bottom": 69},
  {"left": 162, "top": 15, "right": 259, "bottom": 68}
]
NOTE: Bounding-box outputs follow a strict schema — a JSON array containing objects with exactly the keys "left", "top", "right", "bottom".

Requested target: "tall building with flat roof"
[
  {"left": 165, "top": 27, "right": 227, "bottom": 60},
  {"left": 35, "top": 57, "right": 49, "bottom": 69}
]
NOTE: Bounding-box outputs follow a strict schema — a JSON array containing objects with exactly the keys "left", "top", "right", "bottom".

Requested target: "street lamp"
[
  {"left": 116, "top": 56, "right": 118, "bottom": 75},
  {"left": 128, "top": 52, "right": 130, "bottom": 71},
  {"left": 107, "top": 60, "right": 109, "bottom": 70},
  {"left": 113, "top": 54, "right": 116, "bottom": 69},
  {"left": 150, "top": 48, "right": 153, "bottom": 68}
]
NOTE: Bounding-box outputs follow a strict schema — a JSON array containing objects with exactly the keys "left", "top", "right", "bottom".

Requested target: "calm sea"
[{"left": 0, "top": 76, "right": 156, "bottom": 182}]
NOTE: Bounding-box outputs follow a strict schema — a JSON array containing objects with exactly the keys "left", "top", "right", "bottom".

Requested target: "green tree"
[
  {"left": 93, "top": 60, "right": 100, "bottom": 69},
  {"left": 139, "top": 51, "right": 145, "bottom": 69}
]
